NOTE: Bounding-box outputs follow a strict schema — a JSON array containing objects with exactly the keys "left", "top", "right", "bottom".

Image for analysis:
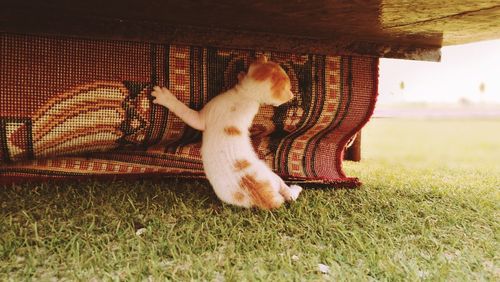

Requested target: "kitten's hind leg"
[
  {"left": 288, "top": 185, "right": 303, "bottom": 201},
  {"left": 278, "top": 178, "right": 303, "bottom": 202},
  {"left": 279, "top": 182, "right": 292, "bottom": 202}
]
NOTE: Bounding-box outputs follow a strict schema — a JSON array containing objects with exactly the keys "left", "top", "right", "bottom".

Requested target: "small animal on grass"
[{"left": 151, "top": 56, "right": 302, "bottom": 209}]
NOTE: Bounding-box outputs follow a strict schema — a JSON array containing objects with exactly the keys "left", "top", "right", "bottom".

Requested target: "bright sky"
[{"left": 378, "top": 39, "right": 500, "bottom": 104}]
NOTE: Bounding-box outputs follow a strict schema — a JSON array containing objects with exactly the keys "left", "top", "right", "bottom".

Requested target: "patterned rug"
[{"left": 0, "top": 34, "right": 378, "bottom": 186}]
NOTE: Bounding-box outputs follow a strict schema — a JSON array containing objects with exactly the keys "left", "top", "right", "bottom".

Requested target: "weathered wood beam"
[
  {"left": 383, "top": 3, "right": 500, "bottom": 46},
  {"left": 380, "top": 0, "right": 500, "bottom": 46},
  {"left": 0, "top": 8, "right": 441, "bottom": 61}
]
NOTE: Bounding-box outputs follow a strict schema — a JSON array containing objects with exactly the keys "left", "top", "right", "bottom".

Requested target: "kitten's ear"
[
  {"left": 255, "top": 55, "right": 268, "bottom": 64},
  {"left": 237, "top": 71, "right": 245, "bottom": 82}
]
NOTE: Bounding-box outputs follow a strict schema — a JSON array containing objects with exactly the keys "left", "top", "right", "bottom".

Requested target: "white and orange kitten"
[{"left": 151, "top": 56, "right": 302, "bottom": 209}]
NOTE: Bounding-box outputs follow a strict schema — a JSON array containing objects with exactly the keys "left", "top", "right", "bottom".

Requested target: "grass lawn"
[{"left": 1, "top": 119, "right": 499, "bottom": 281}]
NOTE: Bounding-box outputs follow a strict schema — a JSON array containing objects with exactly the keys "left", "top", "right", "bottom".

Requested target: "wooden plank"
[
  {"left": 383, "top": 3, "right": 500, "bottom": 45},
  {"left": 2, "top": 0, "right": 499, "bottom": 61},
  {"left": 344, "top": 132, "right": 362, "bottom": 162},
  {"left": 0, "top": 7, "right": 441, "bottom": 61}
]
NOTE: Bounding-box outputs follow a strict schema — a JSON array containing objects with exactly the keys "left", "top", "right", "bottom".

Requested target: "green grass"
[{"left": 1, "top": 119, "right": 499, "bottom": 281}]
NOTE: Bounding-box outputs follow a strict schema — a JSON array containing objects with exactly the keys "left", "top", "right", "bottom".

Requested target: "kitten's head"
[{"left": 240, "top": 56, "right": 294, "bottom": 106}]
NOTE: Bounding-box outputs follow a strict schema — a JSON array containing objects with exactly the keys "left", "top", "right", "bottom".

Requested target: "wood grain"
[{"left": 1, "top": 0, "right": 499, "bottom": 61}]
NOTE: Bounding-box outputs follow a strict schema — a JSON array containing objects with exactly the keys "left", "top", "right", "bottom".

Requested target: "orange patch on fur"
[
  {"left": 233, "top": 191, "right": 245, "bottom": 203},
  {"left": 224, "top": 126, "right": 241, "bottom": 136},
  {"left": 234, "top": 159, "right": 251, "bottom": 172},
  {"left": 239, "top": 174, "right": 281, "bottom": 210},
  {"left": 250, "top": 62, "right": 291, "bottom": 101}
]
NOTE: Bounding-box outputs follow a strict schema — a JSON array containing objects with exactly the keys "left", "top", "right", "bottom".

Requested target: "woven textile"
[{"left": 0, "top": 34, "right": 378, "bottom": 185}]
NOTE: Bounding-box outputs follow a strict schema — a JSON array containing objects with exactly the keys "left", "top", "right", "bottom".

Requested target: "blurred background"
[
  {"left": 353, "top": 38, "right": 500, "bottom": 174},
  {"left": 375, "top": 39, "right": 500, "bottom": 118}
]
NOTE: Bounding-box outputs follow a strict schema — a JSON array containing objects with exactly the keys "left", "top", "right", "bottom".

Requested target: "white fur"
[{"left": 152, "top": 63, "right": 302, "bottom": 209}]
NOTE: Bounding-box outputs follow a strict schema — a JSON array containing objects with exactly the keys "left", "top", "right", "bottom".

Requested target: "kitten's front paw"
[{"left": 151, "top": 86, "right": 177, "bottom": 106}]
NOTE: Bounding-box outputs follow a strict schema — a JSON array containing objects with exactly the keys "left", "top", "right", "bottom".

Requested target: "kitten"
[{"left": 151, "top": 56, "right": 302, "bottom": 209}]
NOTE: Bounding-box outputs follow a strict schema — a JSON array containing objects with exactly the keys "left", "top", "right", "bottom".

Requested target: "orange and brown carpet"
[{"left": 0, "top": 34, "right": 378, "bottom": 186}]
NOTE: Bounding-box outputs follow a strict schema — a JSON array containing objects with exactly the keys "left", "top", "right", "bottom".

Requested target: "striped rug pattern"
[{"left": 0, "top": 34, "right": 378, "bottom": 185}]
